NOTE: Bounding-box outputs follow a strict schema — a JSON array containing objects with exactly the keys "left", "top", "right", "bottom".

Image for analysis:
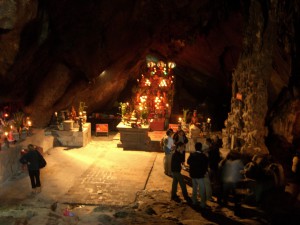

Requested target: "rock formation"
[{"left": 0, "top": 0, "right": 299, "bottom": 155}]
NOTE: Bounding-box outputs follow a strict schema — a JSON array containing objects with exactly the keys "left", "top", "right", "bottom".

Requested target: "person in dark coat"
[
  {"left": 173, "top": 126, "right": 188, "bottom": 162},
  {"left": 171, "top": 142, "right": 192, "bottom": 203},
  {"left": 187, "top": 142, "right": 209, "bottom": 208},
  {"left": 20, "top": 144, "right": 46, "bottom": 193}
]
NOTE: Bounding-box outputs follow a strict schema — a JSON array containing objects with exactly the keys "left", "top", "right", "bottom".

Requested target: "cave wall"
[
  {"left": 223, "top": 0, "right": 300, "bottom": 157},
  {"left": 0, "top": 0, "right": 244, "bottom": 127},
  {"left": 0, "top": 0, "right": 299, "bottom": 153}
]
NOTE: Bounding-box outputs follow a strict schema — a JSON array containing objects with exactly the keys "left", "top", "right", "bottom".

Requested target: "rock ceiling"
[{"left": 0, "top": 0, "right": 298, "bottom": 129}]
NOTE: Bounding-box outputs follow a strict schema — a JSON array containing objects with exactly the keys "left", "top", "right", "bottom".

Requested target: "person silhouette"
[
  {"left": 187, "top": 142, "right": 209, "bottom": 208},
  {"left": 171, "top": 142, "right": 192, "bottom": 203},
  {"left": 20, "top": 144, "right": 46, "bottom": 194}
]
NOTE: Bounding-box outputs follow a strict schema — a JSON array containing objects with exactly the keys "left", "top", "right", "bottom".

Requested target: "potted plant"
[
  {"left": 141, "top": 108, "right": 149, "bottom": 125},
  {"left": 13, "top": 111, "right": 24, "bottom": 139},
  {"left": 182, "top": 108, "right": 189, "bottom": 123},
  {"left": 119, "top": 102, "right": 127, "bottom": 123}
]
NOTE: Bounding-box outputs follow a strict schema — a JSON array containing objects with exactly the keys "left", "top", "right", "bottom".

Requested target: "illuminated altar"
[{"left": 132, "top": 60, "right": 175, "bottom": 130}]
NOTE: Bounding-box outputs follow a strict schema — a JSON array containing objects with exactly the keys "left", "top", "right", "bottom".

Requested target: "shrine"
[
  {"left": 133, "top": 59, "right": 175, "bottom": 130},
  {"left": 116, "top": 59, "right": 176, "bottom": 150}
]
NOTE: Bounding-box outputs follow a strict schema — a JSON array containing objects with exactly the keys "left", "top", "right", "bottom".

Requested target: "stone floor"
[
  {"left": 0, "top": 132, "right": 299, "bottom": 225},
  {"left": 0, "top": 132, "right": 173, "bottom": 207}
]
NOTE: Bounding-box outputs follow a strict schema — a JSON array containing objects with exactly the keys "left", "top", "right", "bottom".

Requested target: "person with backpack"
[
  {"left": 162, "top": 129, "right": 174, "bottom": 176},
  {"left": 20, "top": 144, "right": 46, "bottom": 194}
]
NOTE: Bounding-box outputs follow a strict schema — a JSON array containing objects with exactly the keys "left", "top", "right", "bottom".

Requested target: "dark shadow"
[
  {"left": 63, "top": 147, "right": 81, "bottom": 150},
  {"left": 182, "top": 174, "right": 192, "bottom": 187},
  {"left": 189, "top": 205, "right": 246, "bottom": 225},
  {"left": 188, "top": 202, "right": 270, "bottom": 225}
]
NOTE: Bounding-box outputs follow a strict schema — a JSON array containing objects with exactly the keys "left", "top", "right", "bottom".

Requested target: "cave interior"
[{"left": 0, "top": 0, "right": 300, "bottom": 170}]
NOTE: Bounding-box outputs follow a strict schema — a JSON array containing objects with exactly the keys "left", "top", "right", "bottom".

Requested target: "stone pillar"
[{"left": 224, "top": 0, "right": 278, "bottom": 156}]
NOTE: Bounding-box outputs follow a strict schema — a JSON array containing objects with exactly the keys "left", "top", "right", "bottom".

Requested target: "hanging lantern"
[
  {"left": 147, "top": 61, "right": 156, "bottom": 68},
  {"left": 157, "top": 61, "right": 166, "bottom": 68},
  {"left": 168, "top": 61, "right": 176, "bottom": 69}
]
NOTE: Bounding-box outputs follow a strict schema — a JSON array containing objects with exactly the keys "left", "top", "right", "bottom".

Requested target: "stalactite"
[{"left": 223, "top": 0, "right": 278, "bottom": 156}]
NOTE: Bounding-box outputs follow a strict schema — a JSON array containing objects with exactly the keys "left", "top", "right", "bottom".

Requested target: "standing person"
[
  {"left": 219, "top": 150, "right": 244, "bottom": 215},
  {"left": 20, "top": 144, "right": 46, "bottom": 194},
  {"left": 187, "top": 142, "right": 209, "bottom": 208},
  {"left": 162, "top": 129, "right": 174, "bottom": 176},
  {"left": 171, "top": 142, "right": 192, "bottom": 203},
  {"left": 173, "top": 125, "right": 188, "bottom": 146},
  {"left": 206, "top": 138, "right": 221, "bottom": 191},
  {"left": 173, "top": 125, "right": 188, "bottom": 163}
]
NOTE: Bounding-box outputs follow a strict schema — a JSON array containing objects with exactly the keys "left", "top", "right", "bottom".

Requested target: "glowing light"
[
  {"left": 159, "top": 79, "right": 167, "bottom": 87},
  {"left": 147, "top": 61, "right": 156, "bottom": 68},
  {"left": 207, "top": 118, "right": 211, "bottom": 123},
  {"left": 157, "top": 61, "right": 166, "bottom": 68},
  {"left": 168, "top": 62, "right": 176, "bottom": 69},
  {"left": 98, "top": 70, "right": 106, "bottom": 78},
  {"left": 140, "top": 96, "right": 147, "bottom": 103},
  {"left": 145, "top": 79, "right": 151, "bottom": 86},
  {"left": 236, "top": 93, "right": 242, "bottom": 100}
]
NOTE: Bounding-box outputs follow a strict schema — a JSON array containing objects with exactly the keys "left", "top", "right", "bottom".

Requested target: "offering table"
[
  {"left": 52, "top": 123, "right": 91, "bottom": 147},
  {"left": 117, "top": 123, "right": 150, "bottom": 150}
]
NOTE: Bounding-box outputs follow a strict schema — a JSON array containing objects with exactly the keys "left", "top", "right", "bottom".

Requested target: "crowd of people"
[
  {"left": 18, "top": 121, "right": 300, "bottom": 215},
  {"left": 161, "top": 124, "right": 249, "bottom": 214},
  {"left": 161, "top": 123, "right": 300, "bottom": 215}
]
